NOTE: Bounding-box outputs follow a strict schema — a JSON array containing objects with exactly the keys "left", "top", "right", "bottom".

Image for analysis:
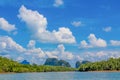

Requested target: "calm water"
[{"left": 0, "top": 72, "right": 120, "bottom": 80}]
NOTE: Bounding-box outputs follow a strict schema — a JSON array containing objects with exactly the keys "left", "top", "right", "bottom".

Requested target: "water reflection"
[{"left": 0, "top": 72, "right": 120, "bottom": 80}]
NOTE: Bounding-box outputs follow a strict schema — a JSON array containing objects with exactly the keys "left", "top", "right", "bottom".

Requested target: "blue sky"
[{"left": 0, "top": 0, "right": 120, "bottom": 66}]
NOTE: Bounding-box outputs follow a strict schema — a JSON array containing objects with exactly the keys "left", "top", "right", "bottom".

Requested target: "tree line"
[
  {"left": 79, "top": 58, "right": 120, "bottom": 71},
  {"left": 0, "top": 57, "right": 75, "bottom": 73},
  {"left": 1, "top": 56, "right": 120, "bottom": 73}
]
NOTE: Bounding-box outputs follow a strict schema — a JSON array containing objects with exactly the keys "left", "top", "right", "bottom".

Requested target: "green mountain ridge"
[{"left": 44, "top": 58, "right": 71, "bottom": 67}]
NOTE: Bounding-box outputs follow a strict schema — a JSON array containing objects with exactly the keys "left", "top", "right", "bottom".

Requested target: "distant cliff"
[
  {"left": 21, "top": 60, "right": 30, "bottom": 65},
  {"left": 44, "top": 58, "right": 71, "bottom": 67},
  {"left": 75, "top": 61, "right": 90, "bottom": 68}
]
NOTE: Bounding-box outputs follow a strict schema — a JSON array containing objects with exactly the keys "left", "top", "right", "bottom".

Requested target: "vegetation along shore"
[
  {"left": 0, "top": 57, "right": 75, "bottom": 73},
  {"left": 79, "top": 58, "right": 120, "bottom": 72},
  {"left": 0, "top": 56, "right": 120, "bottom": 73}
]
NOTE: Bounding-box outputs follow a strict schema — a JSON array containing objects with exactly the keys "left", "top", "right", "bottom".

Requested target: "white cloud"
[
  {"left": 103, "top": 26, "right": 112, "bottom": 32},
  {"left": 18, "top": 5, "right": 76, "bottom": 44},
  {"left": 46, "top": 44, "right": 74, "bottom": 60},
  {"left": 80, "top": 34, "right": 107, "bottom": 48},
  {"left": 53, "top": 27, "right": 76, "bottom": 43},
  {"left": 1, "top": 36, "right": 118, "bottom": 65},
  {"left": 110, "top": 40, "right": 120, "bottom": 46},
  {"left": 0, "top": 42, "right": 7, "bottom": 50},
  {"left": 0, "top": 36, "right": 46, "bottom": 64},
  {"left": 80, "top": 40, "right": 90, "bottom": 48},
  {"left": 18, "top": 5, "right": 47, "bottom": 33},
  {"left": 0, "top": 18, "right": 16, "bottom": 32},
  {"left": 71, "top": 21, "right": 82, "bottom": 27},
  {"left": 0, "top": 36, "right": 25, "bottom": 53},
  {"left": 27, "top": 40, "right": 36, "bottom": 49},
  {"left": 25, "top": 48, "right": 46, "bottom": 58},
  {"left": 83, "top": 51, "right": 120, "bottom": 62},
  {"left": 25, "top": 40, "right": 46, "bottom": 59},
  {"left": 0, "top": 36, "right": 79, "bottom": 65},
  {"left": 88, "top": 34, "right": 107, "bottom": 47},
  {"left": 46, "top": 51, "right": 58, "bottom": 59},
  {"left": 53, "top": 0, "right": 64, "bottom": 7},
  {"left": 57, "top": 44, "right": 74, "bottom": 60}
]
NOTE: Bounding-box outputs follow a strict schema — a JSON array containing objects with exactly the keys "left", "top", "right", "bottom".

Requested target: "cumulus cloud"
[
  {"left": 25, "top": 47, "right": 46, "bottom": 59},
  {"left": 71, "top": 21, "right": 82, "bottom": 27},
  {"left": 103, "top": 26, "right": 112, "bottom": 32},
  {"left": 18, "top": 5, "right": 47, "bottom": 33},
  {"left": 110, "top": 40, "right": 120, "bottom": 46},
  {"left": 27, "top": 40, "right": 36, "bottom": 49},
  {"left": 0, "top": 36, "right": 46, "bottom": 64},
  {"left": 51, "top": 44, "right": 74, "bottom": 60},
  {"left": 0, "top": 36, "right": 25, "bottom": 53},
  {"left": 23, "top": 40, "right": 46, "bottom": 64},
  {"left": 0, "top": 18, "right": 16, "bottom": 32},
  {"left": 46, "top": 44, "right": 75, "bottom": 60},
  {"left": 53, "top": 0, "right": 64, "bottom": 7},
  {"left": 80, "top": 34, "right": 107, "bottom": 48},
  {"left": 83, "top": 51, "right": 120, "bottom": 62},
  {"left": 0, "top": 36, "right": 79, "bottom": 65},
  {"left": 1, "top": 36, "right": 117, "bottom": 65},
  {"left": 18, "top": 5, "right": 76, "bottom": 44}
]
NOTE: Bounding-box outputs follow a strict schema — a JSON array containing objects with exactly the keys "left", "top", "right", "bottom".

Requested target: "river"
[{"left": 0, "top": 72, "right": 120, "bottom": 80}]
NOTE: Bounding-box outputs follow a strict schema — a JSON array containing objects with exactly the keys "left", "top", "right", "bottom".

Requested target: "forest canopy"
[{"left": 79, "top": 58, "right": 120, "bottom": 71}]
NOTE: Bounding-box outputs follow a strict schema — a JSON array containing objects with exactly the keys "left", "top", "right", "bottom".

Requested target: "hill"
[
  {"left": 21, "top": 60, "right": 30, "bottom": 65},
  {"left": 75, "top": 61, "right": 90, "bottom": 68},
  {"left": 44, "top": 58, "right": 71, "bottom": 67}
]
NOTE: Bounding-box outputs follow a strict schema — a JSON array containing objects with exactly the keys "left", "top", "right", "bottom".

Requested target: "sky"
[{"left": 0, "top": 0, "right": 120, "bottom": 66}]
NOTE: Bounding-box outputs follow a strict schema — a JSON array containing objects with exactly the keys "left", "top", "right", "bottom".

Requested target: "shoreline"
[
  {"left": 83, "top": 70, "right": 120, "bottom": 72},
  {"left": 0, "top": 72, "right": 15, "bottom": 74},
  {"left": 0, "top": 70, "right": 120, "bottom": 74},
  {"left": 0, "top": 71, "right": 76, "bottom": 74}
]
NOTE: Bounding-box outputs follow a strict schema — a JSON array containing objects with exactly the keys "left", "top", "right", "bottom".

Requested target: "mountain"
[
  {"left": 21, "top": 60, "right": 30, "bottom": 65},
  {"left": 44, "top": 58, "right": 71, "bottom": 67},
  {"left": 58, "top": 60, "right": 71, "bottom": 67},
  {"left": 44, "top": 58, "right": 59, "bottom": 66}
]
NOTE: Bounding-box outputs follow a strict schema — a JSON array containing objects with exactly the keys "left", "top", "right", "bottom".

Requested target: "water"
[{"left": 0, "top": 72, "right": 120, "bottom": 80}]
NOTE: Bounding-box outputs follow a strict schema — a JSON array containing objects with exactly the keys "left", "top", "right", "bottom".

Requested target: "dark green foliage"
[
  {"left": 0, "top": 56, "right": 75, "bottom": 73},
  {"left": 79, "top": 58, "right": 120, "bottom": 71},
  {"left": 75, "top": 61, "right": 90, "bottom": 68},
  {"left": 58, "top": 60, "right": 71, "bottom": 67},
  {"left": 76, "top": 61, "right": 80, "bottom": 68},
  {"left": 44, "top": 58, "right": 71, "bottom": 67},
  {"left": 82, "top": 61, "right": 90, "bottom": 64}
]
